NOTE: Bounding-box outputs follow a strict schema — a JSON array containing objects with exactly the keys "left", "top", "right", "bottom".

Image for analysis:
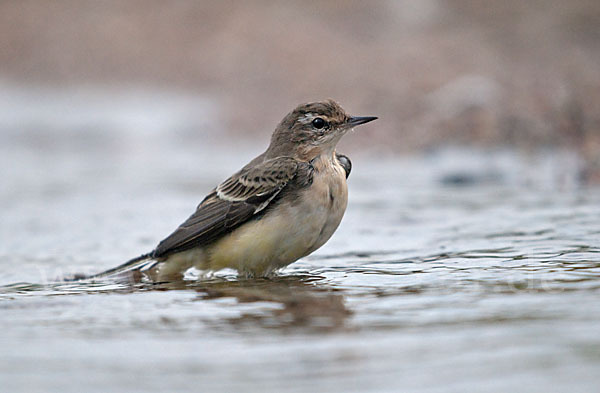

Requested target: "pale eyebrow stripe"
[{"left": 298, "top": 113, "right": 316, "bottom": 124}]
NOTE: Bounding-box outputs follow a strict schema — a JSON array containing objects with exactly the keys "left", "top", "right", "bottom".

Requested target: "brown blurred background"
[{"left": 1, "top": 0, "right": 599, "bottom": 178}]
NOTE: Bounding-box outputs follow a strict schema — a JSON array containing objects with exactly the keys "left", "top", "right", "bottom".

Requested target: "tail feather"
[{"left": 67, "top": 252, "right": 157, "bottom": 282}]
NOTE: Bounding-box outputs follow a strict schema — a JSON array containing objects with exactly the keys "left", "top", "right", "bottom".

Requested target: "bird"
[{"left": 88, "top": 100, "right": 377, "bottom": 282}]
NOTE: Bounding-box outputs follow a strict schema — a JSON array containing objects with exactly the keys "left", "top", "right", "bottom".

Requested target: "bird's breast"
[{"left": 304, "top": 154, "right": 349, "bottom": 251}]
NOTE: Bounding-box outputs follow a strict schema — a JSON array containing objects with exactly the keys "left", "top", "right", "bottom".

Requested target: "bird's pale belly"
[{"left": 158, "top": 159, "right": 348, "bottom": 279}]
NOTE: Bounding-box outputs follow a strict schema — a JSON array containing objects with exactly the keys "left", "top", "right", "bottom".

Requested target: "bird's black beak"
[{"left": 347, "top": 116, "right": 378, "bottom": 127}]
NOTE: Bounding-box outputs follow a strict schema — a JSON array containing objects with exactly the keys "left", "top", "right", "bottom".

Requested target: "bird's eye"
[{"left": 312, "top": 117, "right": 326, "bottom": 129}]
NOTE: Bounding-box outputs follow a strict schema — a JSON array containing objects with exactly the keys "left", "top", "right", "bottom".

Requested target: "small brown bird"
[{"left": 93, "top": 100, "right": 376, "bottom": 281}]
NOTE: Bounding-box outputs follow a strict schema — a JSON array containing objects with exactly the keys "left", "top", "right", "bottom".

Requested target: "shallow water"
[{"left": 1, "top": 88, "right": 600, "bottom": 392}]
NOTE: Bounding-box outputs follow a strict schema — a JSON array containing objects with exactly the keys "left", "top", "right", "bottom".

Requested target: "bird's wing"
[
  {"left": 335, "top": 153, "right": 352, "bottom": 179},
  {"left": 151, "top": 156, "right": 311, "bottom": 258}
]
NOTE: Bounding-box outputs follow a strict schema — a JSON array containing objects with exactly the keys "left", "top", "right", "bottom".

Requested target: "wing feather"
[{"left": 151, "top": 157, "right": 305, "bottom": 258}]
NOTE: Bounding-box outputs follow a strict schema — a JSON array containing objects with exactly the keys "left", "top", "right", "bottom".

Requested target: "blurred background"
[
  {"left": 1, "top": 0, "right": 599, "bottom": 182},
  {"left": 3, "top": 3, "right": 600, "bottom": 392}
]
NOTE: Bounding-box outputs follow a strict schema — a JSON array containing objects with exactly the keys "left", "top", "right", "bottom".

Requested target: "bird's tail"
[{"left": 65, "top": 252, "right": 158, "bottom": 282}]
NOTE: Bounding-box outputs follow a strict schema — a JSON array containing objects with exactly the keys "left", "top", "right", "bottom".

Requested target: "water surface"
[{"left": 1, "top": 89, "right": 599, "bottom": 392}]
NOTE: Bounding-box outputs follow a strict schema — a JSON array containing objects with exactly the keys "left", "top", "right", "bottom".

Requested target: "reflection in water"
[
  {"left": 1, "top": 273, "right": 351, "bottom": 332},
  {"left": 192, "top": 276, "right": 351, "bottom": 331}
]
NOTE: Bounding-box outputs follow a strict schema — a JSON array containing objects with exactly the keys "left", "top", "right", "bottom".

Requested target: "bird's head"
[{"left": 267, "top": 99, "right": 377, "bottom": 160}]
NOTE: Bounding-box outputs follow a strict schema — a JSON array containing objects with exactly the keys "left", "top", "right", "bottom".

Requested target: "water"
[{"left": 1, "top": 87, "right": 600, "bottom": 392}]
